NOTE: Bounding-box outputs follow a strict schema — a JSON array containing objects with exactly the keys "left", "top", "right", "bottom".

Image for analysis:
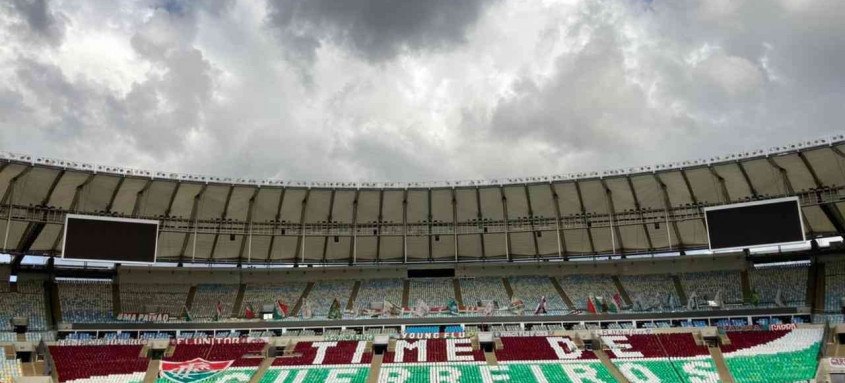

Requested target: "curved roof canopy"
[{"left": 1, "top": 134, "right": 844, "bottom": 264}]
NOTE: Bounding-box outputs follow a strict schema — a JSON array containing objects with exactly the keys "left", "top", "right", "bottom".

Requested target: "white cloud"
[{"left": 0, "top": 0, "right": 843, "bottom": 183}]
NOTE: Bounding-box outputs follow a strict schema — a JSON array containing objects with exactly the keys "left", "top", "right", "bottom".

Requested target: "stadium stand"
[
  {"left": 459, "top": 277, "right": 510, "bottom": 308},
  {"left": 58, "top": 280, "right": 113, "bottom": 323},
  {"left": 120, "top": 284, "right": 189, "bottom": 317},
  {"left": 620, "top": 274, "right": 680, "bottom": 312},
  {"left": 49, "top": 345, "right": 149, "bottom": 383},
  {"left": 353, "top": 279, "right": 403, "bottom": 310},
  {"left": 508, "top": 276, "right": 567, "bottom": 313},
  {"left": 262, "top": 341, "right": 371, "bottom": 382},
  {"left": 408, "top": 278, "right": 454, "bottom": 308},
  {"left": 603, "top": 332, "right": 720, "bottom": 382},
  {"left": 680, "top": 271, "right": 744, "bottom": 306},
  {"left": 825, "top": 260, "right": 845, "bottom": 313},
  {"left": 558, "top": 275, "right": 619, "bottom": 311},
  {"left": 190, "top": 284, "right": 239, "bottom": 320},
  {"left": 0, "top": 281, "right": 48, "bottom": 331},
  {"left": 241, "top": 283, "right": 306, "bottom": 316},
  {"left": 721, "top": 327, "right": 823, "bottom": 383},
  {"left": 0, "top": 359, "right": 22, "bottom": 383},
  {"left": 307, "top": 280, "right": 355, "bottom": 317},
  {"left": 749, "top": 264, "right": 809, "bottom": 307}
]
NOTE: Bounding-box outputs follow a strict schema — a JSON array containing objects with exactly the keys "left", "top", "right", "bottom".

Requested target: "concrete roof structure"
[{"left": 2, "top": 134, "right": 845, "bottom": 264}]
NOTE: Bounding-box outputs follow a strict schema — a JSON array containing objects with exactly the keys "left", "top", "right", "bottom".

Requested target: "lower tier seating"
[
  {"left": 49, "top": 345, "right": 149, "bottom": 383},
  {"left": 721, "top": 328, "right": 823, "bottom": 383},
  {"left": 272, "top": 341, "right": 372, "bottom": 366},
  {"left": 603, "top": 333, "right": 720, "bottom": 382}
]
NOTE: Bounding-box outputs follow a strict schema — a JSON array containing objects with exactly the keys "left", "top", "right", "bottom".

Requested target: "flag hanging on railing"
[
  {"left": 214, "top": 301, "right": 223, "bottom": 321},
  {"left": 244, "top": 303, "right": 255, "bottom": 319},
  {"left": 533, "top": 296, "right": 547, "bottom": 315},
  {"left": 586, "top": 295, "right": 597, "bottom": 314}
]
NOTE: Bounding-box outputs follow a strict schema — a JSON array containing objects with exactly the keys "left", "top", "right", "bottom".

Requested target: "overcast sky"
[{"left": 0, "top": 0, "right": 842, "bottom": 183}]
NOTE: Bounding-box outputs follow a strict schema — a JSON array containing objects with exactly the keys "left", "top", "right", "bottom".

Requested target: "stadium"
[
  {"left": 0, "top": 134, "right": 844, "bottom": 383},
  {"left": 2, "top": 0, "right": 845, "bottom": 382}
]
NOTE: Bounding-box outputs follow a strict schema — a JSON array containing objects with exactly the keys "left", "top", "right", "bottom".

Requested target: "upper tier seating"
[
  {"left": 190, "top": 284, "right": 239, "bottom": 320},
  {"left": 459, "top": 277, "right": 509, "bottom": 308},
  {"left": 0, "top": 359, "right": 22, "bottom": 383},
  {"left": 307, "top": 280, "right": 355, "bottom": 317},
  {"left": 559, "top": 275, "right": 619, "bottom": 311},
  {"left": 0, "top": 281, "right": 47, "bottom": 331},
  {"left": 825, "top": 260, "right": 845, "bottom": 312},
  {"left": 620, "top": 274, "right": 679, "bottom": 311},
  {"left": 241, "top": 283, "right": 306, "bottom": 315},
  {"left": 508, "top": 276, "right": 568, "bottom": 313},
  {"left": 120, "top": 284, "right": 189, "bottom": 316},
  {"left": 49, "top": 345, "right": 149, "bottom": 383},
  {"left": 722, "top": 328, "right": 823, "bottom": 383},
  {"left": 680, "top": 271, "right": 744, "bottom": 305},
  {"left": 749, "top": 265, "right": 808, "bottom": 307},
  {"left": 58, "top": 280, "right": 113, "bottom": 323},
  {"left": 353, "top": 279, "right": 403, "bottom": 309},
  {"left": 408, "top": 278, "right": 454, "bottom": 308}
]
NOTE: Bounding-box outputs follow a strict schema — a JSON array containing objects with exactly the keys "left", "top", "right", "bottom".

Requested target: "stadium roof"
[{"left": 1, "top": 134, "right": 845, "bottom": 264}]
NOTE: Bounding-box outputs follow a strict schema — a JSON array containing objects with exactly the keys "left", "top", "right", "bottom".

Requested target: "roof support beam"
[
  {"left": 626, "top": 176, "right": 655, "bottom": 251},
  {"left": 798, "top": 152, "right": 825, "bottom": 189},
  {"left": 654, "top": 175, "right": 684, "bottom": 252},
  {"left": 16, "top": 169, "right": 65, "bottom": 254},
  {"left": 295, "top": 189, "right": 311, "bottom": 266},
  {"left": 799, "top": 152, "right": 845, "bottom": 236},
  {"left": 49, "top": 173, "right": 95, "bottom": 254},
  {"left": 427, "top": 189, "right": 433, "bottom": 262},
  {"left": 451, "top": 188, "right": 458, "bottom": 263},
  {"left": 523, "top": 185, "right": 540, "bottom": 260},
  {"left": 348, "top": 190, "right": 360, "bottom": 266},
  {"left": 320, "top": 189, "right": 337, "bottom": 263},
  {"left": 375, "top": 189, "right": 385, "bottom": 263},
  {"left": 209, "top": 185, "right": 236, "bottom": 261},
  {"left": 131, "top": 179, "right": 154, "bottom": 217},
  {"left": 500, "top": 186, "right": 512, "bottom": 261},
  {"left": 3, "top": 167, "right": 32, "bottom": 253},
  {"left": 178, "top": 183, "right": 207, "bottom": 264},
  {"left": 766, "top": 157, "right": 795, "bottom": 195},
  {"left": 265, "top": 188, "right": 287, "bottom": 263},
  {"left": 475, "top": 187, "right": 486, "bottom": 261},
  {"left": 708, "top": 166, "right": 731, "bottom": 203},
  {"left": 679, "top": 170, "right": 700, "bottom": 205},
  {"left": 736, "top": 161, "right": 759, "bottom": 199},
  {"left": 402, "top": 189, "right": 408, "bottom": 264},
  {"left": 549, "top": 184, "right": 567, "bottom": 260},
  {"left": 600, "top": 179, "right": 624, "bottom": 257},
  {"left": 104, "top": 176, "right": 126, "bottom": 213},
  {"left": 573, "top": 181, "right": 596, "bottom": 255},
  {"left": 236, "top": 188, "right": 260, "bottom": 266}
]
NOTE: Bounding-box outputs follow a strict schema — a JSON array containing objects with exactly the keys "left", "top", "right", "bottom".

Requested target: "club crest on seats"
[{"left": 160, "top": 358, "right": 233, "bottom": 383}]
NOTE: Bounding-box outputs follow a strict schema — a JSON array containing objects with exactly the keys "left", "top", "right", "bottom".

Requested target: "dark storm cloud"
[
  {"left": 266, "top": 0, "right": 497, "bottom": 63},
  {"left": 2, "top": 0, "right": 66, "bottom": 45}
]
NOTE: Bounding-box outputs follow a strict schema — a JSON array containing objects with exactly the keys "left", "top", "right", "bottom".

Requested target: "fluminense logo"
[{"left": 160, "top": 358, "right": 234, "bottom": 383}]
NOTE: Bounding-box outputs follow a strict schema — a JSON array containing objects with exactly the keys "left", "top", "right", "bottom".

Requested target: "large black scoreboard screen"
[
  {"left": 62, "top": 215, "right": 158, "bottom": 263},
  {"left": 704, "top": 197, "right": 805, "bottom": 250}
]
